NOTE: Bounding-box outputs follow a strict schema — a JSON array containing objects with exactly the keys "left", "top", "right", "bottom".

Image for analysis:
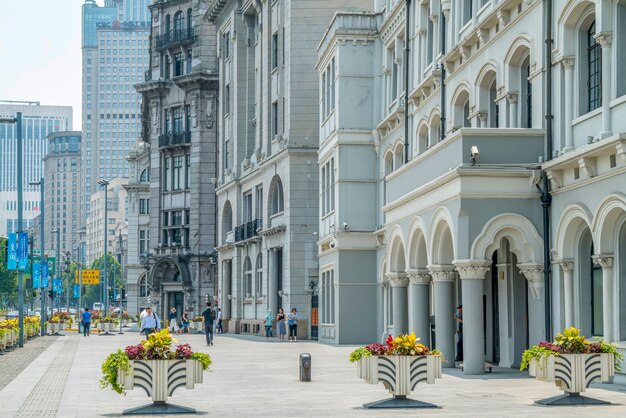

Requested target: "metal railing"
[
  {"left": 158, "top": 131, "right": 191, "bottom": 148},
  {"left": 155, "top": 28, "right": 196, "bottom": 49},
  {"left": 234, "top": 219, "right": 262, "bottom": 242}
]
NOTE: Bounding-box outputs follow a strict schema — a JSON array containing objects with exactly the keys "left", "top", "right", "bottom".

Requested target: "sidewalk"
[{"left": 0, "top": 332, "right": 625, "bottom": 417}]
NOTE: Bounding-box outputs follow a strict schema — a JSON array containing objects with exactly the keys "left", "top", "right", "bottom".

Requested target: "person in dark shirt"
[
  {"left": 201, "top": 303, "right": 215, "bottom": 346},
  {"left": 81, "top": 308, "right": 92, "bottom": 337},
  {"left": 454, "top": 305, "right": 463, "bottom": 361}
]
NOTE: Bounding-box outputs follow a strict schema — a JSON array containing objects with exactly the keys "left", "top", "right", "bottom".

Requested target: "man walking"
[
  {"left": 217, "top": 308, "right": 223, "bottom": 334},
  {"left": 454, "top": 305, "right": 463, "bottom": 362},
  {"left": 202, "top": 303, "right": 215, "bottom": 346},
  {"left": 140, "top": 306, "right": 160, "bottom": 336},
  {"left": 81, "top": 308, "right": 92, "bottom": 337}
]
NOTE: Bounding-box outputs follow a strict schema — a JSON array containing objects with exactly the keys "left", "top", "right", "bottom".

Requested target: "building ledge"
[{"left": 259, "top": 225, "right": 286, "bottom": 237}]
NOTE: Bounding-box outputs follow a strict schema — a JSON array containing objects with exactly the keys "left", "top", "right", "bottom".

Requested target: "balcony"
[
  {"left": 158, "top": 131, "right": 191, "bottom": 148},
  {"left": 155, "top": 28, "right": 196, "bottom": 49},
  {"left": 234, "top": 219, "right": 262, "bottom": 243}
]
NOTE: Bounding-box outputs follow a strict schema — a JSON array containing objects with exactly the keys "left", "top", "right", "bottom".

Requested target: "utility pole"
[{"left": 98, "top": 179, "right": 110, "bottom": 314}]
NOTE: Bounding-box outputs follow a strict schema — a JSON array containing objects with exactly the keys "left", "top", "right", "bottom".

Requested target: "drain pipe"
[
  {"left": 403, "top": 0, "right": 412, "bottom": 163},
  {"left": 540, "top": 0, "right": 554, "bottom": 341},
  {"left": 439, "top": 4, "right": 447, "bottom": 141}
]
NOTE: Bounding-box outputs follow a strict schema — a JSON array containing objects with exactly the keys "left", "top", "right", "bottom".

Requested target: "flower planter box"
[
  {"left": 189, "top": 322, "right": 204, "bottom": 333},
  {"left": 47, "top": 323, "right": 65, "bottom": 335},
  {"left": 357, "top": 355, "right": 442, "bottom": 408},
  {"left": 117, "top": 359, "right": 203, "bottom": 415},
  {"left": 0, "top": 329, "right": 16, "bottom": 350},
  {"left": 529, "top": 353, "right": 615, "bottom": 405},
  {"left": 122, "top": 319, "right": 129, "bottom": 327},
  {"left": 99, "top": 322, "right": 115, "bottom": 334}
]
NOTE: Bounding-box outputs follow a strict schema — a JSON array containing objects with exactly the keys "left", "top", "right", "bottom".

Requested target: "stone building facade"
[
  {"left": 316, "top": 0, "right": 625, "bottom": 379},
  {"left": 135, "top": 0, "right": 219, "bottom": 320},
  {"left": 207, "top": 0, "right": 370, "bottom": 338}
]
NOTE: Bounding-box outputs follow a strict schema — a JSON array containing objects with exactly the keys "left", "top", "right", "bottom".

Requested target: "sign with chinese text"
[
  {"left": 7, "top": 233, "right": 17, "bottom": 270},
  {"left": 33, "top": 261, "right": 41, "bottom": 288},
  {"left": 17, "top": 232, "right": 28, "bottom": 270},
  {"left": 76, "top": 269, "right": 100, "bottom": 285}
]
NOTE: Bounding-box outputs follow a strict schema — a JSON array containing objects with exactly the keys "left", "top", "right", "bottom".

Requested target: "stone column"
[
  {"left": 387, "top": 273, "right": 409, "bottom": 336},
  {"left": 406, "top": 269, "right": 431, "bottom": 345},
  {"left": 507, "top": 93, "right": 518, "bottom": 128},
  {"left": 592, "top": 255, "right": 614, "bottom": 342},
  {"left": 429, "top": 265, "right": 456, "bottom": 368},
  {"left": 269, "top": 249, "right": 278, "bottom": 315},
  {"left": 222, "top": 260, "right": 231, "bottom": 319},
  {"left": 455, "top": 261, "right": 490, "bottom": 375},
  {"left": 562, "top": 57, "right": 575, "bottom": 152},
  {"left": 559, "top": 260, "right": 575, "bottom": 328},
  {"left": 596, "top": 33, "right": 613, "bottom": 139}
]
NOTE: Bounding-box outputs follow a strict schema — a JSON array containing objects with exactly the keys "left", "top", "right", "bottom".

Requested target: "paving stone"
[{"left": 0, "top": 336, "right": 55, "bottom": 391}]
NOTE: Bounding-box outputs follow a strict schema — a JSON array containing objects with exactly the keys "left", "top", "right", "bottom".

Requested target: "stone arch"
[
  {"left": 380, "top": 256, "right": 388, "bottom": 283},
  {"left": 471, "top": 213, "right": 544, "bottom": 264},
  {"left": 475, "top": 62, "right": 499, "bottom": 127},
  {"left": 592, "top": 193, "right": 626, "bottom": 254},
  {"left": 416, "top": 119, "right": 429, "bottom": 154},
  {"left": 407, "top": 216, "right": 429, "bottom": 269},
  {"left": 554, "top": 203, "right": 594, "bottom": 260},
  {"left": 387, "top": 227, "right": 407, "bottom": 273},
  {"left": 557, "top": 0, "right": 596, "bottom": 55},
  {"left": 451, "top": 82, "right": 472, "bottom": 128},
  {"left": 222, "top": 200, "right": 233, "bottom": 242},
  {"left": 429, "top": 207, "right": 456, "bottom": 265},
  {"left": 428, "top": 108, "right": 441, "bottom": 146},
  {"left": 384, "top": 148, "right": 394, "bottom": 175},
  {"left": 393, "top": 140, "right": 404, "bottom": 169},
  {"left": 150, "top": 256, "right": 191, "bottom": 289}
]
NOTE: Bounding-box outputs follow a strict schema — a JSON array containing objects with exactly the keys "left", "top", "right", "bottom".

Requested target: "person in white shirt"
[
  {"left": 140, "top": 307, "right": 160, "bottom": 336},
  {"left": 217, "top": 308, "right": 223, "bottom": 334}
]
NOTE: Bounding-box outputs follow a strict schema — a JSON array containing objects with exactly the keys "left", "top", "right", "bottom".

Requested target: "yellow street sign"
[{"left": 76, "top": 269, "right": 100, "bottom": 284}]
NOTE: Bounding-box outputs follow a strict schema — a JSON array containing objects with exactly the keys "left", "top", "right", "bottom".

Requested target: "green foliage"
[
  {"left": 0, "top": 237, "right": 18, "bottom": 306},
  {"left": 349, "top": 347, "right": 372, "bottom": 363},
  {"left": 555, "top": 327, "right": 588, "bottom": 352},
  {"left": 191, "top": 352, "right": 212, "bottom": 370},
  {"left": 100, "top": 349, "right": 131, "bottom": 394},
  {"left": 520, "top": 345, "right": 557, "bottom": 371},
  {"left": 592, "top": 338, "right": 625, "bottom": 373}
]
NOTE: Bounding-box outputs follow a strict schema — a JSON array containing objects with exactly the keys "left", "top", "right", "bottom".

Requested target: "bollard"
[{"left": 299, "top": 353, "right": 312, "bottom": 382}]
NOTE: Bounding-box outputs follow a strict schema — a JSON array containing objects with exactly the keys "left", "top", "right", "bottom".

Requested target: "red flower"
[{"left": 386, "top": 335, "right": 393, "bottom": 349}]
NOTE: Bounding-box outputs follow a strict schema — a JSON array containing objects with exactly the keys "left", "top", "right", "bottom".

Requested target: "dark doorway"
[{"left": 168, "top": 291, "right": 184, "bottom": 324}]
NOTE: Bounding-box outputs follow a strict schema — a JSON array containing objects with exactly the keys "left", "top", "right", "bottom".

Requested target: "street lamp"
[
  {"left": 1, "top": 114, "right": 26, "bottom": 347},
  {"left": 30, "top": 179, "right": 47, "bottom": 336},
  {"left": 97, "top": 178, "right": 110, "bottom": 314},
  {"left": 50, "top": 228, "right": 61, "bottom": 313}
]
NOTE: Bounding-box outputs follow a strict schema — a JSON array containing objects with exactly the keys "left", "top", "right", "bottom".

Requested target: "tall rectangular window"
[
  {"left": 164, "top": 55, "right": 171, "bottom": 79},
  {"left": 255, "top": 185, "right": 263, "bottom": 222},
  {"left": 164, "top": 110, "right": 171, "bottom": 133},
  {"left": 243, "top": 192, "right": 253, "bottom": 223},
  {"left": 173, "top": 107, "right": 184, "bottom": 133},
  {"left": 172, "top": 155, "right": 183, "bottom": 190},
  {"left": 271, "top": 101, "right": 278, "bottom": 137},
  {"left": 185, "top": 154, "right": 191, "bottom": 189},
  {"left": 163, "top": 157, "right": 170, "bottom": 191},
  {"left": 222, "top": 31, "right": 230, "bottom": 59},
  {"left": 224, "top": 85, "right": 230, "bottom": 115},
  {"left": 174, "top": 52, "right": 184, "bottom": 76},
  {"left": 185, "top": 105, "right": 191, "bottom": 131},
  {"left": 224, "top": 139, "right": 230, "bottom": 170},
  {"left": 186, "top": 49, "right": 192, "bottom": 74},
  {"left": 321, "top": 157, "right": 335, "bottom": 216},
  {"left": 272, "top": 32, "right": 279, "bottom": 69},
  {"left": 587, "top": 21, "right": 602, "bottom": 112}
]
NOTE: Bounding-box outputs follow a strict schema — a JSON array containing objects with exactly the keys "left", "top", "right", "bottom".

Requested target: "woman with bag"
[
  {"left": 276, "top": 308, "right": 287, "bottom": 342},
  {"left": 287, "top": 308, "right": 298, "bottom": 341}
]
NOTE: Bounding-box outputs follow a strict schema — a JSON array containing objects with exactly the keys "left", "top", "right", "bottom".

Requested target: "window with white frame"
[
  {"left": 321, "top": 157, "right": 335, "bottom": 216},
  {"left": 321, "top": 269, "right": 335, "bottom": 324},
  {"left": 139, "top": 198, "right": 150, "bottom": 214},
  {"left": 321, "top": 58, "right": 336, "bottom": 120},
  {"left": 255, "top": 253, "right": 263, "bottom": 298},
  {"left": 139, "top": 229, "right": 149, "bottom": 256},
  {"left": 243, "top": 256, "right": 252, "bottom": 298}
]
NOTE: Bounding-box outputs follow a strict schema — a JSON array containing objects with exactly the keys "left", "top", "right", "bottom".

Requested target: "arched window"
[
  {"left": 187, "top": 8, "right": 193, "bottom": 33},
  {"left": 243, "top": 256, "right": 252, "bottom": 298},
  {"left": 384, "top": 151, "right": 394, "bottom": 176},
  {"left": 255, "top": 253, "right": 263, "bottom": 298},
  {"left": 521, "top": 57, "right": 532, "bottom": 128},
  {"left": 174, "top": 11, "right": 184, "bottom": 33},
  {"left": 429, "top": 114, "right": 440, "bottom": 146},
  {"left": 417, "top": 123, "right": 428, "bottom": 154},
  {"left": 140, "top": 168, "right": 150, "bottom": 182},
  {"left": 453, "top": 88, "right": 471, "bottom": 128},
  {"left": 221, "top": 201, "right": 233, "bottom": 242},
  {"left": 586, "top": 20, "right": 601, "bottom": 112},
  {"left": 489, "top": 80, "right": 499, "bottom": 128},
  {"left": 394, "top": 143, "right": 404, "bottom": 169},
  {"left": 269, "top": 176, "right": 284, "bottom": 216}
]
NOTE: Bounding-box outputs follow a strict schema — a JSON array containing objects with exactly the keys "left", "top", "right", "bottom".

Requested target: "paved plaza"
[{"left": 0, "top": 332, "right": 625, "bottom": 417}]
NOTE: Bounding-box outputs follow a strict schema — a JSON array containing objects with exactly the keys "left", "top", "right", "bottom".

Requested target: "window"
[
  {"left": 140, "top": 168, "right": 150, "bottom": 182},
  {"left": 272, "top": 32, "right": 279, "bottom": 69},
  {"left": 243, "top": 257, "right": 252, "bottom": 298},
  {"left": 174, "top": 52, "right": 184, "bottom": 77},
  {"left": 163, "top": 156, "right": 170, "bottom": 191},
  {"left": 172, "top": 156, "right": 183, "bottom": 190},
  {"left": 255, "top": 185, "right": 263, "bottom": 222},
  {"left": 243, "top": 191, "right": 253, "bottom": 223},
  {"left": 269, "top": 176, "right": 284, "bottom": 215},
  {"left": 173, "top": 107, "right": 184, "bottom": 133},
  {"left": 321, "top": 157, "right": 335, "bottom": 216},
  {"left": 139, "top": 198, "right": 150, "bottom": 214},
  {"left": 139, "top": 274, "right": 149, "bottom": 297},
  {"left": 186, "top": 49, "right": 192, "bottom": 74},
  {"left": 271, "top": 101, "right": 278, "bottom": 137},
  {"left": 489, "top": 80, "right": 499, "bottom": 128},
  {"left": 164, "top": 109, "right": 171, "bottom": 134},
  {"left": 224, "top": 139, "right": 230, "bottom": 170},
  {"left": 174, "top": 11, "right": 184, "bottom": 33},
  {"left": 587, "top": 21, "right": 602, "bottom": 112},
  {"left": 139, "top": 229, "right": 149, "bottom": 255},
  {"left": 185, "top": 154, "right": 191, "bottom": 189},
  {"left": 164, "top": 55, "right": 171, "bottom": 79},
  {"left": 187, "top": 8, "right": 193, "bottom": 32},
  {"left": 463, "top": 0, "right": 473, "bottom": 25},
  {"left": 391, "top": 50, "right": 398, "bottom": 102},
  {"left": 321, "top": 269, "right": 335, "bottom": 324},
  {"left": 591, "top": 245, "right": 603, "bottom": 336},
  {"left": 522, "top": 57, "right": 532, "bottom": 128},
  {"left": 224, "top": 84, "right": 230, "bottom": 115},
  {"left": 321, "top": 58, "right": 336, "bottom": 120},
  {"left": 222, "top": 201, "right": 233, "bottom": 242},
  {"left": 222, "top": 31, "right": 230, "bottom": 59},
  {"left": 463, "top": 100, "right": 471, "bottom": 127},
  {"left": 255, "top": 253, "right": 263, "bottom": 298}
]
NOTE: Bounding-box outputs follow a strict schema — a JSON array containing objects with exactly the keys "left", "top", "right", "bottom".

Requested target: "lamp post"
[
  {"left": 30, "top": 179, "right": 46, "bottom": 336},
  {"left": 51, "top": 228, "right": 60, "bottom": 313},
  {"left": 97, "top": 179, "right": 110, "bottom": 314},
  {"left": 1, "top": 113, "right": 25, "bottom": 347},
  {"left": 63, "top": 252, "right": 71, "bottom": 315}
]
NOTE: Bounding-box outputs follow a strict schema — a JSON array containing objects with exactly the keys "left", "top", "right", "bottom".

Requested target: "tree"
[
  {"left": 0, "top": 237, "right": 18, "bottom": 309},
  {"left": 81, "top": 253, "right": 123, "bottom": 309}
]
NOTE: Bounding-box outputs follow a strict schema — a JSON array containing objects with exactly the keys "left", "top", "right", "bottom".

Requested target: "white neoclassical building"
[{"left": 316, "top": 0, "right": 626, "bottom": 379}]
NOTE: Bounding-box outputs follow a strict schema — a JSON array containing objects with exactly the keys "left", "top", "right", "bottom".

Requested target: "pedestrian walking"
[
  {"left": 168, "top": 308, "right": 180, "bottom": 334},
  {"left": 454, "top": 305, "right": 463, "bottom": 361},
  {"left": 202, "top": 303, "right": 215, "bottom": 346},
  {"left": 216, "top": 308, "right": 223, "bottom": 334},
  {"left": 81, "top": 308, "right": 92, "bottom": 337},
  {"left": 140, "top": 306, "right": 160, "bottom": 337},
  {"left": 264, "top": 309, "right": 273, "bottom": 342},
  {"left": 180, "top": 312, "right": 191, "bottom": 334},
  {"left": 276, "top": 308, "right": 287, "bottom": 342},
  {"left": 288, "top": 308, "right": 298, "bottom": 341}
]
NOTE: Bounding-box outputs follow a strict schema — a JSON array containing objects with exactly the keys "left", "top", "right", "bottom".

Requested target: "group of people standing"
[{"left": 265, "top": 308, "right": 298, "bottom": 342}]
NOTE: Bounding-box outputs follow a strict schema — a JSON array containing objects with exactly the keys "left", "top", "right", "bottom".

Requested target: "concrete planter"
[
  {"left": 47, "top": 323, "right": 65, "bottom": 335},
  {"left": 117, "top": 359, "right": 203, "bottom": 415},
  {"left": 189, "top": 322, "right": 204, "bottom": 333},
  {"left": 357, "top": 355, "right": 442, "bottom": 408},
  {"left": 529, "top": 353, "right": 615, "bottom": 405},
  {"left": 99, "top": 322, "right": 115, "bottom": 334},
  {"left": 0, "top": 329, "right": 16, "bottom": 349}
]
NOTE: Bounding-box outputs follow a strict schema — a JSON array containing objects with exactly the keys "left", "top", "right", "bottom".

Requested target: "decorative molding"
[
  {"left": 506, "top": 92, "right": 518, "bottom": 104},
  {"left": 595, "top": 32, "right": 613, "bottom": 47},
  {"left": 427, "top": 265, "right": 456, "bottom": 282},
  {"left": 454, "top": 261, "right": 490, "bottom": 280},
  {"left": 559, "top": 260, "right": 575, "bottom": 272},
  {"left": 561, "top": 56, "right": 575, "bottom": 68},
  {"left": 578, "top": 157, "right": 596, "bottom": 178},
  {"left": 518, "top": 263, "right": 543, "bottom": 300},
  {"left": 405, "top": 268, "right": 431, "bottom": 285},
  {"left": 592, "top": 255, "right": 613, "bottom": 268},
  {"left": 386, "top": 272, "right": 409, "bottom": 287}
]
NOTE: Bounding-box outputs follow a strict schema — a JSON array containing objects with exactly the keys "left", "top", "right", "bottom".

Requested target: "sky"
[{"left": 0, "top": 0, "right": 84, "bottom": 129}]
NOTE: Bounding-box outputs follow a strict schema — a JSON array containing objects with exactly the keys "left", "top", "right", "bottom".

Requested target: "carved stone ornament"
[
  {"left": 428, "top": 266, "right": 456, "bottom": 282},
  {"left": 150, "top": 100, "right": 159, "bottom": 130},
  {"left": 406, "top": 269, "right": 431, "bottom": 285},
  {"left": 592, "top": 255, "right": 613, "bottom": 269},
  {"left": 191, "top": 97, "right": 198, "bottom": 128},
  {"left": 205, "top": 97, "right": 215, "bottom": 129},
  {"left": 518, "top": 264, "right": 544, "bottom": 300},
  {"left": 386, "top": 273, "right": 409, "bottom": 287},
  {"left": 454, "top": 262, "right": 490, "bottom": 280}
]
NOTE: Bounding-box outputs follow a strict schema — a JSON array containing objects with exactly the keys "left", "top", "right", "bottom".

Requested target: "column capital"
[
  {"left": 558, "top": 259, "right": 575, "bottom": 272},
  {"left": 518, "top": 263, "right": 544, "bottom": 300},
  {"left": 561, "top": 56, "right": 575, "bottom": 68},
  {"left": 386, "top": 272, "right": 409, "bottom": 287},
  {"left": 427, "top": 265, "right": 456, "bottom": 282},
  {"left": 592, "top": 254, "right": 614, "bottom": 268},
  {"left": 454, "top": 260, "right": 490, "bottom": 280},
  {"left": 406, "top": 268, "right": 431, "bottom": 285},
  {"left": 506, "top": 92, "right": 518, "bottom": 103},
  {"left": 595, "top": 32, "right": 613, "bottom": 47}
]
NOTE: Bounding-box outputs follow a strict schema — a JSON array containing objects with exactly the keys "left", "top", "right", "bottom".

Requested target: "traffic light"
[{"left": 109, "top": 288, "right": 114, "bottom": 301}]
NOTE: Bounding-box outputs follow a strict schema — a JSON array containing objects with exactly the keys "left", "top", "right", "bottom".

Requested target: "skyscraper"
[
  {"left": 0, "top": 102, "right": 72, "bottom": 236},
  {"left": 81, "top": 0, "right": 151, "bottom": 216}
]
